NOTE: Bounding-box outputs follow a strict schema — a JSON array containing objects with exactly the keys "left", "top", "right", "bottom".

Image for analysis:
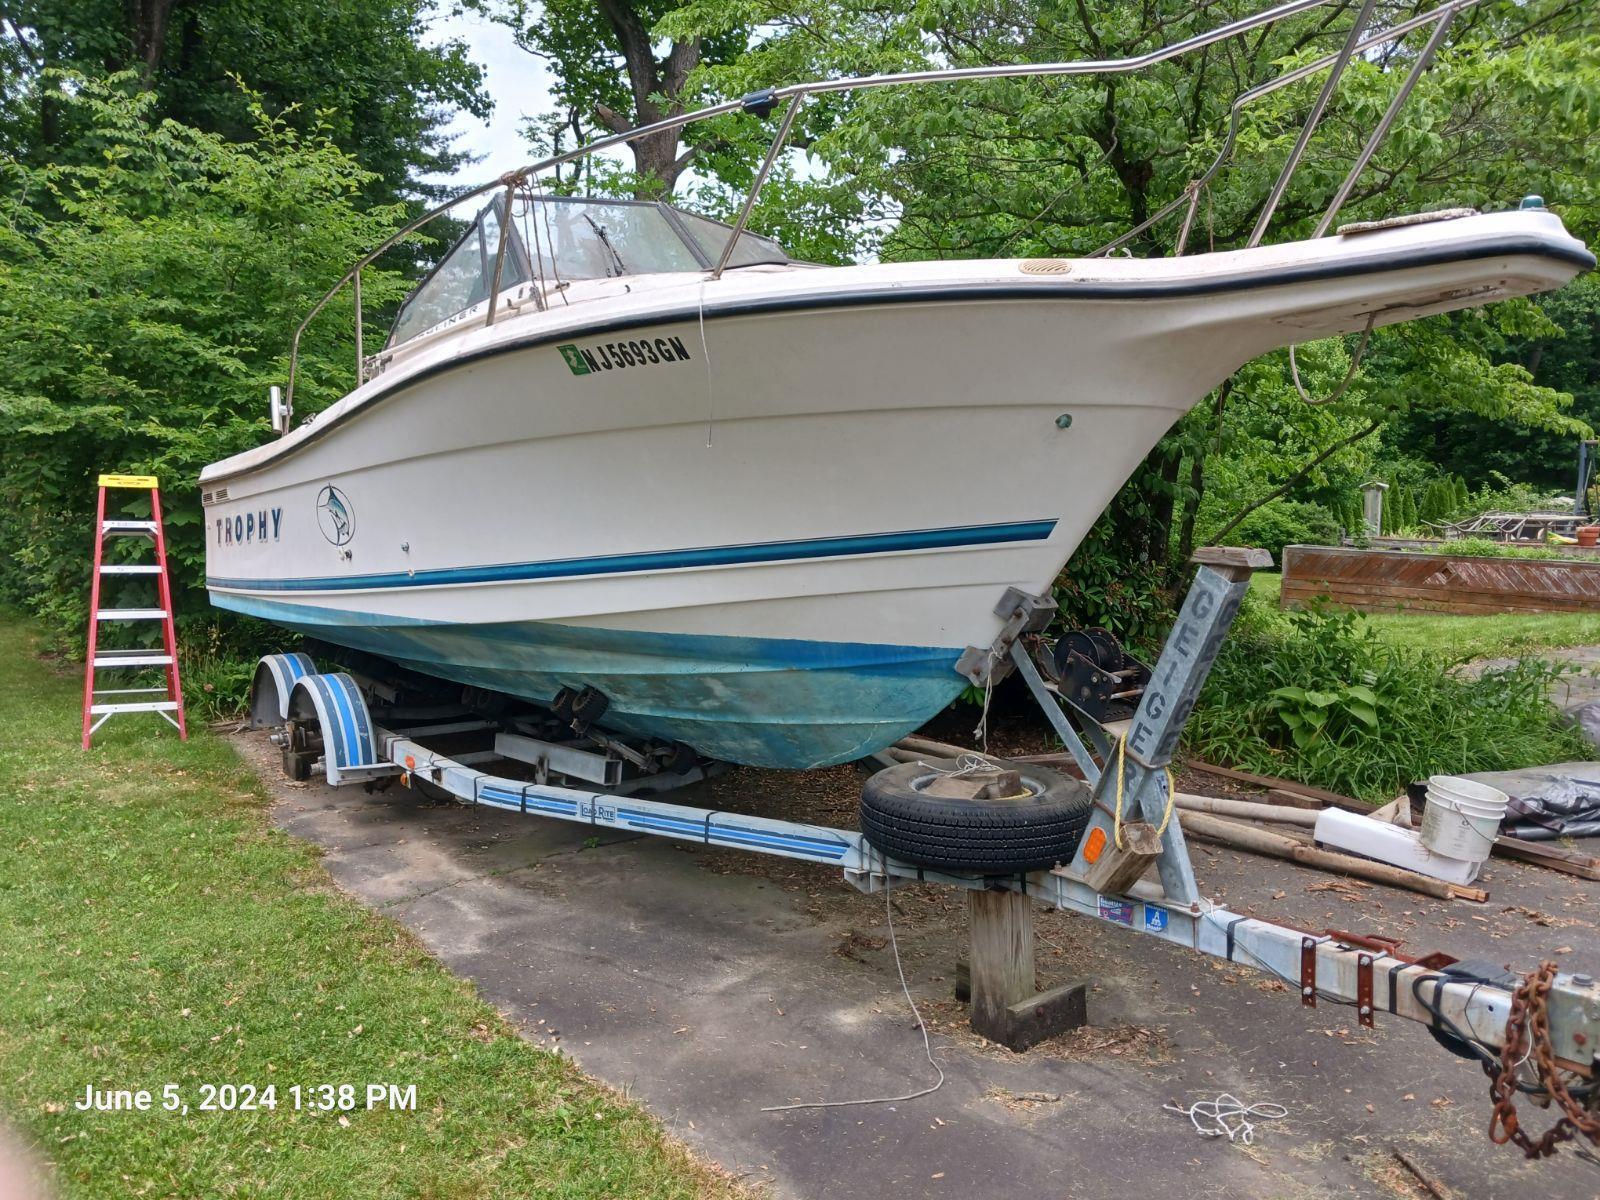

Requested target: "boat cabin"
[{"left": 388, "top": 195, "right": 794, "bottom": 349}]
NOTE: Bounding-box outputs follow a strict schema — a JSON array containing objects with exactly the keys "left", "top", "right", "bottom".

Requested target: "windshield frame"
[
  {"left": 384, "top": 194, "right": 793, "bottom": 350},
  {"left": 386, "top": 195, "right": 535, "bottom": 348}
]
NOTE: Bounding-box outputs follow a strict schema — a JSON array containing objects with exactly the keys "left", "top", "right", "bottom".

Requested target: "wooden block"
[
  {"left": 1193, "top": 546, "right": 1275, "bottom": 579},
  {"left": 1264, "top": 789, "right": 1327, "bottom": 811},
  {"left": 992, "top": 982, "right": 1089, "bottom": 1051},
  {"left": 1082, "top": 822, "right": 1162, "bottom": 894},
  {"left": 1491, "top": 835, "right": 1600, "bottom": 880},
  {"left": 923, "top": 769, "right": 1023, "bottom": 800},
  {"left": 966, "top": 891, "right": 1090, "bottom": 1050}
]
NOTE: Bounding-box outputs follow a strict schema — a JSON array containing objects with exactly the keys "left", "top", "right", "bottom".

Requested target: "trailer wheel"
[{"left": 860, "top": 760, "right": 1093, "bottom": 874}]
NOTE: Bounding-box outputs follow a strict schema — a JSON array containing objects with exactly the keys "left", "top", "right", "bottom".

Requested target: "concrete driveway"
[{"left": 238, "top": 734, "right": 1600, "bottom": 1199}]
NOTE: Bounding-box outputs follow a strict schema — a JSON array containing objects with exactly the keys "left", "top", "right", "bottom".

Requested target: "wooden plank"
[
  {"left": 1184, "top": 759, "right": 1367, "bottom": 812},
  {"left": 1280, "top": 576, "right": 1600, "bottom": 604},
  {"left": 1280, "top": 579, "right": 1600, "bottom": 614},
  {"left": 1280, "top": 575, "right": 1600, "bottom": 607},
  {"left": 1266, "top": 788, "right": 1330, "bottom": 811},
  {"left": 1490, "top": 835, "right": 1600, "bottom": 881}
]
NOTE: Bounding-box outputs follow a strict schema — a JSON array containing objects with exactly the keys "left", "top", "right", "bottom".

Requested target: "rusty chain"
[{"left": 1488, "top": 961, "right": 1600, "bottom": 1158}]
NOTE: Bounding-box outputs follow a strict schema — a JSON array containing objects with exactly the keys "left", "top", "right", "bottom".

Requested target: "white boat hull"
[{"left": 204, "top": 209, "right": 1593, "bottom": 766}]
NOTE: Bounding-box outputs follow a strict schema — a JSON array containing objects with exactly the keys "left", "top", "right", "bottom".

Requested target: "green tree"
[
  {"left": 481, "top": 0, "right": 757, "bottom": 195},
  {"left": 1, "top": 0, "right": 489, "bottom": 199},
  {"left": 0, "top": 77, "right": 405, "bottom": 638}
]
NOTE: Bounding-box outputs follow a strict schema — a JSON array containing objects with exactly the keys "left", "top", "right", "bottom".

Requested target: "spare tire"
[{"left": 859, "top": 759, "right": 1094, "bottom": 874}]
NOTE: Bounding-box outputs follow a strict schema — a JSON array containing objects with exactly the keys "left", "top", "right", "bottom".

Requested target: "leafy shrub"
[
  {"left": 1431, "top": 538, "right": 1565, "bottom": 561},
  {"left": 1462, "top": 472, "right": 1564, "bottom": 519},
  {"left": 1050, "top": 513, "right": 1177, "bottom": 650},
  {"left": 1226, "top": 499, "right": 1341, "bottom": 563},
  {"left": 0, "top": 77, "right": 405, "bottom": 648},
  {"left": 178, "top": 618, "right": 290, "bottom": 723},
  {"left": 1186, "top": 604, "right": 1591, "bottom": 801}
]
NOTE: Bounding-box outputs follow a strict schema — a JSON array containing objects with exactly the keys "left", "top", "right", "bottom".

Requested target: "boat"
[{"left": 201, "top": 0, "right": 1593, "bottom": 770}]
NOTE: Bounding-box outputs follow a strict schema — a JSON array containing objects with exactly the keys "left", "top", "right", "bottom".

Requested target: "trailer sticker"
[
  {"left": 1144, "top": 904, "right": 1170, "bottom": 933},
  {"left": 1097, "top": 896, "right": 1135, "bottom": 926}
]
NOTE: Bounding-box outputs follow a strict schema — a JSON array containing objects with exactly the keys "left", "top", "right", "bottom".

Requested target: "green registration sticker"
[{"left": 557, "top": 344, "right": 590, "bottom": 376}]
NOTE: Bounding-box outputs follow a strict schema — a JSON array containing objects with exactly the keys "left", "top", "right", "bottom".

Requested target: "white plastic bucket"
[
  {"left": 1427, "top": 775, "right": 1509, "bottom": 813},
  {"left": 1420, "top": 776, "right": 1507, "bottom": 862}
]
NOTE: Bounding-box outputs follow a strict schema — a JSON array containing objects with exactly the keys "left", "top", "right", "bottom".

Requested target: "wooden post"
[
  {"left": 966, "top": 889, "right": 1086, "bottom": 1050},
  {"left": 968, "top": 889, "right": 1035, "bottom": 1033}
]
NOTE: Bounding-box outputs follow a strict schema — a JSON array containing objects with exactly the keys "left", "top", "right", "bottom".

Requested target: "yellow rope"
[{"left": 1110, "top": 736, "right": 1178, "bottom": 851}]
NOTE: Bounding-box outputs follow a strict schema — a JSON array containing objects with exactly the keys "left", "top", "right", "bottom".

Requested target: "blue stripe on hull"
[
  {"left": 209, "top": 594, "right": 965, "bottom": 769},
  {"left": 206, "top": 518, "right": 1056, "bottom": 593}
]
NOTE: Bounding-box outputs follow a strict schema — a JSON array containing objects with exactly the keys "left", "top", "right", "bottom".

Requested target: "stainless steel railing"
[{"left": 281, "top": 0, "right": 1471, "bottom": 422}]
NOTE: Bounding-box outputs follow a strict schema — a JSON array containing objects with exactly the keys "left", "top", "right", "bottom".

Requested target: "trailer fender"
[
  {"left": 247, "top": 652, "right": 318, "bottom": 729},
  {"left": 286, "top": 671, "right": 383, "bottom": 786}
]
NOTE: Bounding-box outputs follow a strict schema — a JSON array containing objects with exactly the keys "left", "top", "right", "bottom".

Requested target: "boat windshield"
[
  {"left": 387, "top": 195, "right": 793, "bottom": 349},
  {"left": 389, "top": 199, "right": 531, "bottom": 346}
]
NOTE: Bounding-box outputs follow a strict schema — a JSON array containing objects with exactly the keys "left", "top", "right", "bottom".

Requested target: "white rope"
[
  {"left": 1164, "top": 1093, "right": 1287, "bottom": 1143},
  {"left": 972, "top": 646, "right": 1001, "bottom": 750},
  {"left": 919, "top": 752, "right": 1004, "bottom": 778},
  {"left": 698, "top": 278, "right": 714, "bottom": 446},
  {"left": 1287, "top": 311, "right": 1376, "bottom": 405},
  {"left": 762, "top": 882, "right": 945, "bottom": 1112}
]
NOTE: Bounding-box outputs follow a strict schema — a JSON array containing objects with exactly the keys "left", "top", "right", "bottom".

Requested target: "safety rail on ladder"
[{"left": 81, "top": 474, "right": 188, "bottom": 748}]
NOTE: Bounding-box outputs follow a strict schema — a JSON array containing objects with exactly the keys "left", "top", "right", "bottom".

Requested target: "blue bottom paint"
[{"left": 210, "top": 593, "right": 966, "bottom": 769}]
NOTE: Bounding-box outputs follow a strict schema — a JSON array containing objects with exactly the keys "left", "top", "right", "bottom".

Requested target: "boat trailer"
[{"left": 248, "top": 548, "right": 1600, "bottom": 1158}]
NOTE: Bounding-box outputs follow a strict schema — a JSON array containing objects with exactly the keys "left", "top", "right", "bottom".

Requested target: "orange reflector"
[
  {"left": 1082, "top": 826, "right": 1107, "bottom": 864},
  {"left": 404, "top": 754, "right": 415, "bottom": 771}
]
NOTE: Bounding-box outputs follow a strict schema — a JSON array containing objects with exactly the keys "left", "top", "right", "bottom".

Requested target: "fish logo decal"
[{"left": 316, "top": 484, "right": 355, "bottom": 546}]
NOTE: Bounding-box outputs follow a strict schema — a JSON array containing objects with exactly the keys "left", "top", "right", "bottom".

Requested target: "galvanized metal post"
[
  {"left": 1066, "top": 548, "right": 1272, "bottom": 906},
  {"left": 1361, "top": 480, "right": 1388, "bottom": 536}
]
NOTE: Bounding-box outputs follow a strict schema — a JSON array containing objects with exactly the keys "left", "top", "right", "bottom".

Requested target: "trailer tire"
[{"left": 860, "top": 760, "right": 1093, "bottom": 874}]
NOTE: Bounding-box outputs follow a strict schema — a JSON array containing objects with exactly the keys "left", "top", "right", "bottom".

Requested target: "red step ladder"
[{"left": 81, "top": 474, "right": 188, "bottom": 748}]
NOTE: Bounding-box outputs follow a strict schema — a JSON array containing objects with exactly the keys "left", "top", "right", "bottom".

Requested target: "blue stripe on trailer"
[
  {"left": 480, "top": 786, "right": 580, "bottom": 818},
  {"left": 323, "top": 675, "right": 369, "bottom": 766},
  {"left": 308, "top": 675, "right": 348, "bottom": 768},
  {"left": 615, "top": 809, "right": 851, "bottom": 859},
  {"left": 710, "top": 827, "right": 852, "bottom": 859},
  {"left": 616, "top": 807, "right": 850, "bottom": 854}
]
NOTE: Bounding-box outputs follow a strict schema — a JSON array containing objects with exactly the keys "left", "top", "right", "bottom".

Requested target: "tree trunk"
[
  {"left": 1177, "top": 451, "right": 1205, "bottom": 564},
  {"left": 593, "top": 0, "right": 701, "bottom": 196},
  {"left": 126, "top": 0, "right": 177, "bottom": 75}
]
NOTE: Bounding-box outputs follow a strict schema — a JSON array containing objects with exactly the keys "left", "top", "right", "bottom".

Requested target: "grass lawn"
[
  {"left": 0, "top": 616, "right": 747, "bottom": 1199},
  {"left": 1249, "top": 572, "right": 1600, "bottom": 660}
]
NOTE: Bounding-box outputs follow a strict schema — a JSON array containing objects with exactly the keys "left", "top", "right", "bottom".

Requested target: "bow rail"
[{"left": 282, "top": 0, "right": 1472, "bottom": 420}]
